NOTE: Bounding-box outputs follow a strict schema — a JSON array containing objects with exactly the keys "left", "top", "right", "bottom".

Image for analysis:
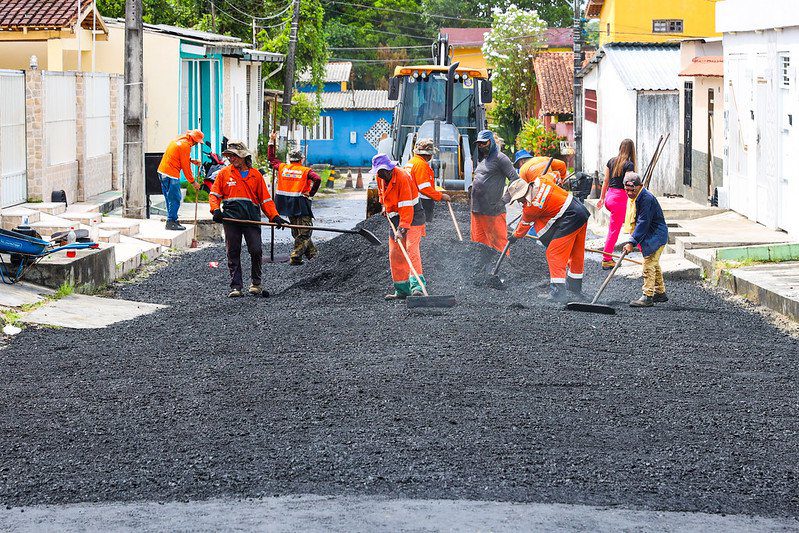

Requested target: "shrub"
[{"left": 516, "top": 118, "right": 565, "bottom": 158}]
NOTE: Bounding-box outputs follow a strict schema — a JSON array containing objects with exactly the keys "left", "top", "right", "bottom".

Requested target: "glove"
[
  {"left": 271, "top": 216, "right": 289, "bottom": 228},
  {"left": 212, "top": 209, "right": 224, "bottom": 223},
  {"left": 395, "top": 227, "right": 408, "bottom": 242},
  {"left": 507, "top": 233, "right": 519, "bottom": 244}
]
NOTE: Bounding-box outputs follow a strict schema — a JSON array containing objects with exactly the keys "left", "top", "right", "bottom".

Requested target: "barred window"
[
  {"left": 780, "top": 53, "right": 791, "bottom": 89},
  {"left": 304, "top": 116, "right": 334, "bottom": 140},
  {"left": 653, "top": 19, "right": 683, "bottom": 33}
]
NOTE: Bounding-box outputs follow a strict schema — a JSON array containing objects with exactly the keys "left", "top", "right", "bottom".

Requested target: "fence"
[
  {"left": 84, "top": 73, "right": 111, "bottom": 159},
  {"left": 0, "top": 70, "right": 27, "bottom": 207},
  {"left": 43, "top": 72, "right": 77, "bottom": 167}
]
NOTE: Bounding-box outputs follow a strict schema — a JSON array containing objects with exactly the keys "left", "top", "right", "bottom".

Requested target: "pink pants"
[{"left": 603, "top": 187, "right": 628, "bottom": 262}]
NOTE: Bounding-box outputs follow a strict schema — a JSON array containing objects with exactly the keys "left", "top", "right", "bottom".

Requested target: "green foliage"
[
  {"left": 288, "top": 92, "right": 322, "bottom": 128},
  {"left": 55, "top": 282, "right": 75, "bottom": 299},
  {"left": 184, "top": 186, "right": 210, "bottom": 203},
  {"left": 516, "top": 118, "right": 565, "bottom": 158},
  {"left": 489, "top": 102, "right": 522, "bottom": 153}
]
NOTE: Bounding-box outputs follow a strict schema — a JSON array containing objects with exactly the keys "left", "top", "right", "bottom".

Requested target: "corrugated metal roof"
[
  {"left": 320, "top": 90, "right": 395, "bottom": 110},
  {"left": 299, "top": 62, "right": 352, "bottom": 84},
  {"left": 579, "top": 43, "right": 680, "bottom": 91}
]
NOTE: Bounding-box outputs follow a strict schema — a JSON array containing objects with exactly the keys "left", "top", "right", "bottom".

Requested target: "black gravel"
[{"left": 1, "top": 204, "right": 798, "bottom": 519}]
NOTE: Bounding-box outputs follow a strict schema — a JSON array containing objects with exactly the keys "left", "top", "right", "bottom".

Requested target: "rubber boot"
[
  {"left": 385, "top": 281, "right": 411, "bottom": 301},
  {"left": 409, "top": 274, "right": 427, "bottom": 296},
  {"left": 566, "top": 276, "right": 584, "bottom": 300},
  {"left": 630, "top": 295, "right": 654, "bottom": 307},
  {"left": 538, "top": 283, "right": 568, "bottom": 303}
]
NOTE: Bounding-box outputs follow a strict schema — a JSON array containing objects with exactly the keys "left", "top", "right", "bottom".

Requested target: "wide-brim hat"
[
  {"left": 370, "top": 153, "right": 396, "bottom": 174},
  {"left": 506, "top": 178, "right": 533, "bottom": 203},
  {"left": 222, "top": 140, "right": 250, "bottom": 159},
  {"left": 414, "top": 138, "right": 436, "bottom": 155}
]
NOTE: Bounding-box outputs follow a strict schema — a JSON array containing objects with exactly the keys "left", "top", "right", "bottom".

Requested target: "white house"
[
  {"left": 716, "top": 0, "right": 799, "bottom": 236},
  {"left": 579, "top": 42, "right": 681, "bottom": 195}
]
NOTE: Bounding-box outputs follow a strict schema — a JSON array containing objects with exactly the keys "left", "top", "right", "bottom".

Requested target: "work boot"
[
  {"left": 601, "top": 260, "right": 615, "bottom": 270},
  {"left": 653, "top": 292, "right": 669, "bottom": 303},
  {"left": 165, "top": 220, "right": 186, "bottom": 231},
  {"left": 289, "top": 257, "right": 304, "bottom": 266},
  {"left": 384, "top": 292, "right": 407, "bottom": 301},
  {"left": 228, "top": 288, "right": 243, "bottom": 298},
  {"left": 538, "top": 283, "right": 569, "bottom": 303},
  {"left": 629, "top": 295, "right": 654, "bottom": 307},
  {"left": 411, "top": 289, "right": 424, "bottom": 297},
  {"left": 248, "top": 284, "right": 264, "bottom": 296}
]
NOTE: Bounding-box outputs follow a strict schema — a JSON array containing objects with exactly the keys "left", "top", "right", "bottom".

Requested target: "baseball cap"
[
  {"left": 623, "top": 172, "right": 643, "bottom": 187},
  {"left": 476, "top": 129, "right": 494, "bottom": 142},
  {"left": 513, "top": 149, "right": 533, "bottom": 166}
]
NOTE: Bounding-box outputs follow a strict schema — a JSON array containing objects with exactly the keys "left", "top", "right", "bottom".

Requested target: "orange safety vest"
[
  {"left": 379, "top": 167, "right": 426, "bottom": 229},
  {"left": 514, "top": 175, "right": 573, "bottom": 238},
  {"left": 403, "top": 155, "right": 442, "bottom": 201},
  {"left": 157, "top": 134, "right": 195, "bottom": 182},
  {"left": 519, "top": 157, "right": 568, "bottom": 185},
  {"left": 276, "top": 162, "right": 313, "bottom": 197}
]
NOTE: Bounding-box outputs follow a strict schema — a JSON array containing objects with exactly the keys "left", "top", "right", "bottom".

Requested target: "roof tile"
[
  {"left": 0, "top": 0, "right": 92, "bottom": 30},
  {"left": 534, "top": 52, "right": 573, "bottom": 116}
]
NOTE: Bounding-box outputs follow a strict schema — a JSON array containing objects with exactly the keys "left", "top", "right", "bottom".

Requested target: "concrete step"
[
  {"left": 29, "top": 220, "right": 87, "bottom": 238},
  {"left": 114, "top": 235, "right": 163, "bottom": 278},
  {"left": 97, "top": 229, "right": 121, "bottom": 244},
  {"left": 20, "top": 202, "right": 67, "bottom": 216},
  {"left": 62, "top": 212, "right": 103, "bottom": 226},
  {"left": 97, "top": 219, "right": 141, "bottom": 237},
  {"left": 134, "top": 219, "right": 194, "bottom": 249},
  {"left": 0, "top": 207, "right": 41, "bottom": 230},
  {"left": 18, "top": 244, "right": 115, "bottom": 290},
  {"left": 614, "top": 252, "right": 703, "bottom": 281},
  {"left": 684, "top": 248, "right": 716, "bottom": 277},
  {"left": 66, "top": 191, "right": 123, "bottom": 215},
  {"left": 668, "top": 229, "right": 692, "bottom": 245}
]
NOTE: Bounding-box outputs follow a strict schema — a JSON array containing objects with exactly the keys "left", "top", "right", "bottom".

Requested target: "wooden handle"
[
  {"left": 446, "top": 201, "right": 463, "bottom": 241},
  {"left": 385, "top": 215, "right": 429, "bottom": 297},
  {"left": 590, "top": 248, "right": 629, "bottom": 304}
]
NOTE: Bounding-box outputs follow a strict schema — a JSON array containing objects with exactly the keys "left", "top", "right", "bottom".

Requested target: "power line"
[
  {"left": 330, "top": 57, "right": 432, "bottom": 62},
  {"left": 329, "top": 44, "right": 431, "bottom": 50},
  {"left": 324, "top": 5, "right": 436, "bottom": 40},
  {"left": 220, "top": 0, "right": 292, "bottom": 21},
  {"left": 212, "top": 2, "right": 288, "bottom": 29},
  {"left": 321, "top": 0, "right": 490, "bottom": 23}
]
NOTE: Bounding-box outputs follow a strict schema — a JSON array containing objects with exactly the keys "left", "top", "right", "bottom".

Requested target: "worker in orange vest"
[
  {"left": 505, "top": 172, "right": 590, "bottom": 302},
  {"left": 209, "top": 140, "right": 288, "bottom": 298},
  {"left": 403, "top": 138, "right": 451, "bottom": 221},
  {"left": 157, "top": 129, "right": 204, "bottom": 230},
  {"left": 267, "top": 132, "right": 322, "bottom": 265},
  {"left": 516, "top": 155, "right": 568, "bottom": 186},
  {"left": 371, "top": 154, "right": 428, "bottom": 300}
]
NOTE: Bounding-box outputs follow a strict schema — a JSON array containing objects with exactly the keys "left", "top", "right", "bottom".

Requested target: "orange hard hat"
[{"left": 187, "top": 129, "right": 204, "bottom": 143}]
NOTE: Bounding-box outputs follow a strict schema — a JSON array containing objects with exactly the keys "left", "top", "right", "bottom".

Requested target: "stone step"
[
  {"left": 62, "top": 212, "right": 103, "bottom": 226},
  {"left": 114, "top": 236, "right": 163, "bottom": 278},
  {"left": 97, "top": 219, "right": 141, "bottom": 237},
  {"left": 66, "top": 191, "right": 123, "bottom": 215},
  {"left": 29, "top": 220, "right": 87, "bottom": 238},
  {"left": 97, "top": 229, "right": 121, "bottom": 244},
  {"left": 668, "top": 229, "right": 692, "bottom": 245},
  {"left": 20, "top": 202, "right": 67, "bottom": 215},
  {"left": 0, "top": 207, "right": 41, "bottom": 230},
  {"left": 134, "top": 219, "right": 194, "bottom": 248}
]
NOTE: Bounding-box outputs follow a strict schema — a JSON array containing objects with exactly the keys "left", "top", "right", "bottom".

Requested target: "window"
[
  {"left": 780, "top": 53, "right": 791, "bottom": 89},
  {"left": 303, "top": 116, "right": 333, "bottom": 140},
  {"left": 606, "top": 23, "right": 610, "bottom": 36},
  {"left": 653, "top": 19, "right": 683, "bottom": 33},
  {"left": 585, "top": 89, "right": 597, "bottom": 123}
]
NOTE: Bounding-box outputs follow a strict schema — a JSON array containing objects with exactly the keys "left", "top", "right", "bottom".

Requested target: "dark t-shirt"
[{"left": 606, "top": 157, "right": 635, "bottom": 189}]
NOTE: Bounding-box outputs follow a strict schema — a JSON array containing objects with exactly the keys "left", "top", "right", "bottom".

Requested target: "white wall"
[
  {"left": 717, "top": 0, "right": 799, "bottom": 33},
  {"left": 723, "top": 27, "right": 799, "bottom": 235}
]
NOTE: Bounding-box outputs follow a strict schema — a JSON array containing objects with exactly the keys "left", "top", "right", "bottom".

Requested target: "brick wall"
[
  {"left": 43, "top": 161, "right": 79, "bottom": 204},
  {"left": 109, "top": 74, "right": 123, "bottom": 190},
  {"left": 24, "top": 70, "right": 44, "bottom": 201},
  {"left": 83, "top": 153, "right": 113, "bottom": 198}
]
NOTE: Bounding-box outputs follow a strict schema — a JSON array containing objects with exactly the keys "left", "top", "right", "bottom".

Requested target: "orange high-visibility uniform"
[
  {"left": 519, "top": 157, "right": 568, "bottom": 185},
  {"left": 404, "top": 155, "right": 443, "bottom": 201},
  {"left": 513, "top": 175, "right": 589, "bottom": 285},
  {"left": 379, "top": 166, "right": 427, "bottom": 295},
  {"left": 157, "top": 133, "right": 196, "bottom": 183},
  {"left": 209, "top": 166, "right": 279, "bottom": 220},
  {"left": 470, "top": 212, "right": 508, "bottom": 253}
]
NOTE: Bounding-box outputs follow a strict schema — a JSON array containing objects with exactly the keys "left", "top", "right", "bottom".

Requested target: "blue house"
[{"left": 296, "top": 62, "right": 395, "bottom": 168}]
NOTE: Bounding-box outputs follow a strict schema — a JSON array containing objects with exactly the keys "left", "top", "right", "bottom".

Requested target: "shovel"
[
  {"left": 385, "top": 215, "right": 455, "bottom": 309},
  {"left": 565, "top": 249, "right": 629, "bottom": 315},
  {"left": 190, "top": 185, "right": 199, "bottom": 248},
  {"left": 222, "top": 217, "right": 382, "bottom": 245},
  {"left": 485, "top": 240, "right": 513, "bottom": 290},
  {"left": 446, "top": 201, "right": 463, "bottom": 242}
]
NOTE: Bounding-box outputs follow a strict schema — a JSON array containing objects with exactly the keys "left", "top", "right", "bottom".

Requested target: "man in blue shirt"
[{"left": 622, "top": 173, "right": 669, "bottom": 307}]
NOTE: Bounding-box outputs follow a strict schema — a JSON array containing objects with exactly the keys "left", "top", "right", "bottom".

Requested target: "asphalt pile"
[{"left": 1, "top": 203, "right": 797, "bottom": 518}]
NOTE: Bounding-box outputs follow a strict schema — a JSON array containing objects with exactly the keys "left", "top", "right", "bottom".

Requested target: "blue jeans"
[{"left": 159, "top": 173, "right": 182, "bottom": 222}]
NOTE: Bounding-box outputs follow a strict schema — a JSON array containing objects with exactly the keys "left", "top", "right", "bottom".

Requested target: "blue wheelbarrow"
[{"left": 0, "top": 228, "right": 99, "bottom": 284}]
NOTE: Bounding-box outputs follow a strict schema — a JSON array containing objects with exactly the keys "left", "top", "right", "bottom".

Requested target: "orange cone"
[
  {"left": 344, "top": 171, "right": 354, "bottom": 189},
  {"left": 355, "top": 168, "right": 364, "bottom": 189}
]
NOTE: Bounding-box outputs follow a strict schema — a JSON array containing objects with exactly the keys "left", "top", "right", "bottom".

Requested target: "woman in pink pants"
[{"left": 597, "top": 139, "right": 636, "bottom": 269}]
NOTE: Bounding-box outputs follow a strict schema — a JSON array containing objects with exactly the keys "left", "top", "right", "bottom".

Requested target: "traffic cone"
[
  {"left": 355, "top": 168, "right": 364, "bottom": 189},
  {"left": 344, "top": 171, "right": 354, "bottom": 189},
  {"left": 326, "top": 169, "right": 336, "bottom": 189}
]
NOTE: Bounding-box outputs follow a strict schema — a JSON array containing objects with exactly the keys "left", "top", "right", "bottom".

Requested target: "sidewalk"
[{"left": 587, "top": 196, "right": 799, "bottom": 322}]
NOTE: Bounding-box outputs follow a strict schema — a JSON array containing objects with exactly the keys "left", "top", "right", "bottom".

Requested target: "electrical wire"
[
  {"left": 221, "top": 0, "right": 292, "bottom": 21},
  {"left": 321, "top": 0, "right": 490, "bottom": 23},
  {"left": 329, "top": 44, "right": 431, "bottom": 50}
]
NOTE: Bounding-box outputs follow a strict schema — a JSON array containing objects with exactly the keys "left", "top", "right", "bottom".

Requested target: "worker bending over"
[
  {"left": 371, "top": 154, "right": 428, "bottom": 300},
  {"left": 470, "top": 129, "right": 518, "bottom": 252},
  {"left": 517, "top": 155, "right": 568, "bottom": 186},
  {"left": 622, "top": 173, "right": 669, "bottom": 307},
  {"left": 403, "top": 138, "right": 451, "bottom": 221},
  {"left": 210, "top": 141, "right": 288, "bottom": 298},
  {"left": 157, "top": 129, "right": 204, "bottom": 231},
  {"left": 267, "top": 132, "right": 322, "bottom": 265},
  {"left": 506, "top": 172, "right": 590, "bottom": 302}
]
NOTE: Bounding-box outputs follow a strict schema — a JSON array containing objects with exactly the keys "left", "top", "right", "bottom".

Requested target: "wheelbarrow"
[{"left": 0, "top": 228, "right": 99, "bottom": 284}]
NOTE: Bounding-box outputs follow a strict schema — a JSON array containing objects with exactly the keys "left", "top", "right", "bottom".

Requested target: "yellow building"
[{"left": 585, "top": 0, "right": 720, "bottom": 46}]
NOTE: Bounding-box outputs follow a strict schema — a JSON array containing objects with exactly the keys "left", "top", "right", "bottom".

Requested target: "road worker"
[
  {"left": 518, "top": 155, "right": 568, "bottom": 186},
  {"left": 506, "top": 172, "right": 590, "bottom": 302},
  {"left": 403, "top": 138, "right": 451, "bottom": 221},
  {"left": 210, "top": 140, "right": 288, "bottom": 298},
  {"left": 371, "top": 153, "right": 428, "bottom": 300},
  {"left": 471, "top": 129, "right": 518, "bottom": 252},
  {"left": 267, "top": 131, "right": 322, "bottom": 265},
  {"left": 513, "top": 149, "right": 534, "bottom": 170},
  {"left": 157, "top": 129, "right": 204, "bottom": 231}
]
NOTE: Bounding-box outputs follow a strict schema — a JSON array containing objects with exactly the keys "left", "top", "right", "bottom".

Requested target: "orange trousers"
[
  {"left": 471, "top": 212, "right": 508, "bottom": 253},
  {"left": 545, "top": 223, "right": 586, "bottom": 284},
  {"left": 388, "top": 225, "right": 425, "bottom": 295}
]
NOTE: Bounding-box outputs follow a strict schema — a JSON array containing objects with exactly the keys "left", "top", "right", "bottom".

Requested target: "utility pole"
[
  {"left": 280, "top": 0, "right": 301, "bottom": 149},
  {"left": 572, "top": 0, "right": 584, "bottom": 173},
  {"left": 252, "top": 18, "right": 257, "bottom": 48},
  {"left": 210, "top": 0, "right": 217, "bottom": 32},
  {"left": 123, "top": 0, "right": 146, "bottom": 219}
]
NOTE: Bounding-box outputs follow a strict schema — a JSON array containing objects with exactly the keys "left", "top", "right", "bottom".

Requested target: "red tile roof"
[
  {"left": 0, "top": 0, "right": 93, "bottom": 30},
  {"left": 440, "top": 27, "right": 573, "bottom": 48},
  {"left": 679, "top": 56, "right": 723, "bottom": 77},
  {"left": 585, "top": 0, "right": 604, "bottom": 18},
  {"left": 534, "top": 52, "right": 573, "bottom": 116}
]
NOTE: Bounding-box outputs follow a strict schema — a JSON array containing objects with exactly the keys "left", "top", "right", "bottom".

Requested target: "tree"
[{"left": 482, "top": 7, "right": 547, "bottom": 123}]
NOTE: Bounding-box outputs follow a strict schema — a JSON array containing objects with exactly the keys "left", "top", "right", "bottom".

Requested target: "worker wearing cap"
[
  {"left": 518, "top": 156, "right": 568, "bottom": 186},
  {"left": 371, "top": 153, "right": 428, "bottom": 300},
  {"left": 506, "top": 173, "right": 590, "bottom": 302},
  {"left": 471, "top": 129, "right": 518, "bottom": 252},
  {"left": 210, "top": 140, "right": 289, "bottom": 298},
  {"left": 157, "top": 129, "right": 204, "bottom": 231},
  {"left": 267, "top": 131, "right": 322, "bottom": 265},
  {"left": 403, "top": 138, "right": 452, "bottom": 222},
  {"left": 512, "top": 149, "right": 533, "bottom": 171},
  {"left": 622, "top": 173, "right": 669, "bottom": 307}
]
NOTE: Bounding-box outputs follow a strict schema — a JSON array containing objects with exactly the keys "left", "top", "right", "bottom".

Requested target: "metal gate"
[
  {"left": 636, "top": 91, "right": 680, "bottom": 195},
  {"left": 683, "top": 81, "right": 693, "bottom": 186},
  {"left": 0, "top": 70, "right": 27, "bottom": 207}
]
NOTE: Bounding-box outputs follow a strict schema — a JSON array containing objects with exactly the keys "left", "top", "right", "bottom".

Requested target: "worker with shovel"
[
  {"left": 157, "top": 129, "right": 204, "bottom": 231},
  {"left": 471, "top": 130, "right": 518, "bottom": 252},
  {"left": 505, "top": 174, "right": 590, "bottom": 302},
  {"left": 404, "top": 138, "right": 452, "bottom": 221},
  {"left": 371, "top": 154, "right": 428, "bottom": 300},
  {"left": 621, "top": 173, "right": 669, "bottom": 307},
  {"left": 518, "top": 155, "right": 568, "bottom": 186},
  {"left": 209, "top": 140, "right": 288, "bottom": 298},
  {"left": 267, "top": 132, "right": 322, "bottom": 265}
]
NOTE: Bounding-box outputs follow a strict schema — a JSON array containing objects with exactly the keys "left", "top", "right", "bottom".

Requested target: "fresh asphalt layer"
[{"left": 0, "top": 204, "right": 797, "bottom": 526}]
